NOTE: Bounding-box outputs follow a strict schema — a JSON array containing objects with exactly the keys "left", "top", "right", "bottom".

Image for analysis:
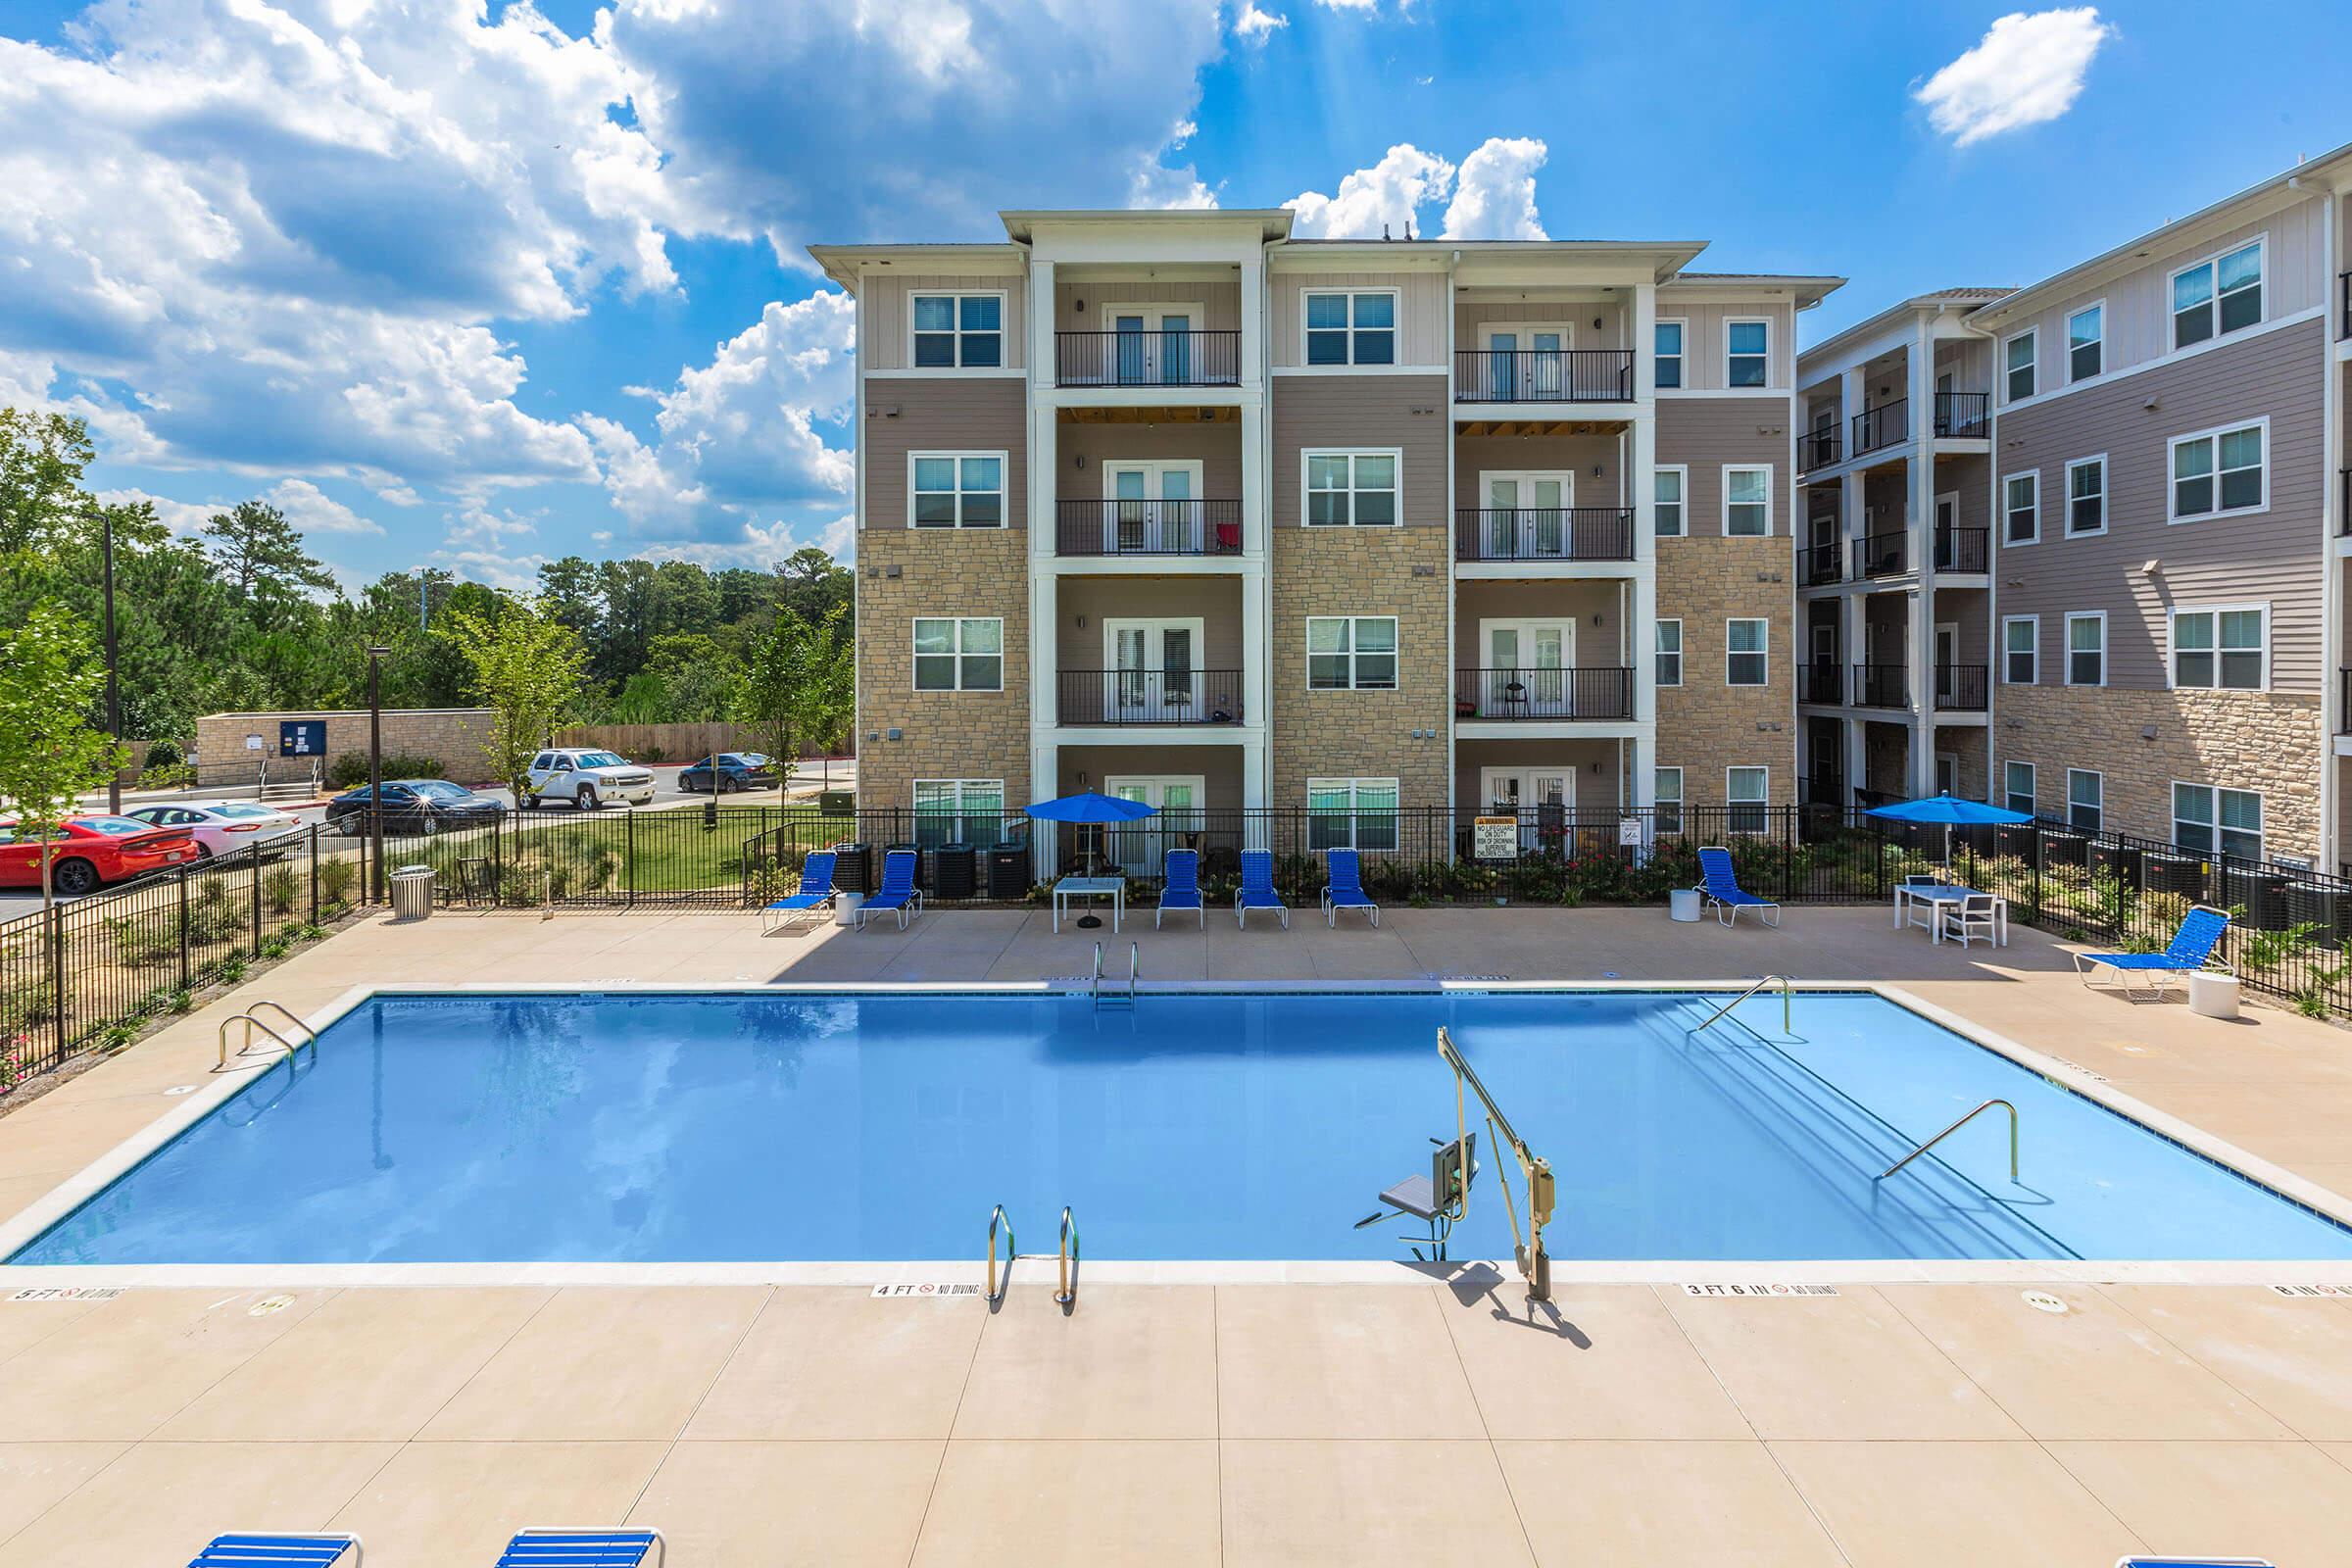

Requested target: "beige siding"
[
  {"left": 1270, "top": 271, "right": 1448, "bottom": 368},
  {"left": 1058, "top": 745, "right": 1247, "bottom": 810},
  {"left": 862, "top": 379, "right": 1030, "bottom": 530},
  {"left": 1453, "top": 432, "right": 1625, "bottom": 511},
  {"left": 1654, "top": 300, "right": 1797, "bottom": 392},
  {"left": 1269, "top": 374, "right": 1448, "bottom": 526},
  {"left": 861, "top": 274, "right": 1026, "bottom": 373},
  {"left": 1054, "top": 279, "right": 1242, "bottom": 333},
  {"left": 1054, "top": 421, "right": 1244, "bottom": 506},
  {"left": 1454, "top": 300, "right": 1631, "bottom": 357},
  {"left": 1054, "top": 577, "right": 1247, "bottom": 675},
  {"left": 1454, "top": 739, "right": 1622, "bottom": 814}
]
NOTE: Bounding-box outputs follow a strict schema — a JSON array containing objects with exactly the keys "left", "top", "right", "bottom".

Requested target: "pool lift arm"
[{"left": 1437, "top": 1026, "right": 1557, "bottom": 1302}]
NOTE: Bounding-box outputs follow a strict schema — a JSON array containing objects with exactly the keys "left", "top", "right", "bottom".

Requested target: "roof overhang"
[
  {"left": 1000, "top": 209, "right": 1295, "bottom": 244},
  {"left": 1663, "top": 273, "right": 1846, "bottom": 311},
  {"left": 804, "top": 243, "right": 1024, "bottom": 291}
]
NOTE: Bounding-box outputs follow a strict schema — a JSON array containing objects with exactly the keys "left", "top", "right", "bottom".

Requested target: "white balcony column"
[
  {"left": 1631, "top": 731, "right": 1656, "bottom": 813},
  {"left": 1238, "top": 253, "right": 1265, "bottom": 386},
  {"left": 1838, "top": 469, "right": 1864, "bottom": 564},
  {"left": 1029, "top": 567, "right": 1058, "bottom": 734},
  {"left": 1240, "top": 400, "right": 1271, "bottom": 744},
  {"left": 1241, "top": 730, "right": 1268, "bottom": 822},
  {"left": 1905, "top": 322, "right": 1938, "bottom": 790},
  {"left": 1631, "top": 282, "right": 1658, "bottom": 564},
  {"left": 1028, "top": 258, "right": 1056, "bottom": 394},
  {"left": 1904, "top": 589, "right": 1936, "bottom": 798},
  {"left": 1838, "top": 367, "right": 1866, "bottom": 463},
  {"left": 1841, "top": 714, "right": 1868, "bottom": 808}
]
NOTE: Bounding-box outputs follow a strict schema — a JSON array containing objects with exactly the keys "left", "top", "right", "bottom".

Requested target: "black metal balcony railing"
[
  {"left": 1452, "top": 349, "right": 1635, "bottom": 404},
  {"left": 1797, "top": 663, "right": 1846, "bottom": 705},
  {"left": 1054, "top": 499, "right": 1242, "bottom": 557},
  {"left": 1934, "top": 391, "right": 1990, "bottom": 438},
  {"left": 1801, "top": 772, "right": 1846, "bottom": 808},
  {"left": 2340, "top": 667, "right": 2351, "bottom": 734},
  {"left": 1850, "top": 399, "right": 1908, "bottom": 457},
  {"left": 1934, "top": 526, "right": 1989, "bottom": 574},
  {"left": 1936, "top": 663, "right": 1989, "bottom": 712},
  {"left": 1452, "top": 508, "right": 1635, "bottom": 563},
  {"left": 1796, "top": 542, "right": 1842, "bottom": 587},
  {"left": 1454, "top": 666, "right": 1635, "bottom": 721},
  {"left": 2341, "top": 468, "right": 2351, "bottom": 536},
  {"left": 1852, "top": 663, "right": 1909, "bottom": 709},
  {"left": 2339, "top": 270, "right": 2350, "bottom": 339},
  {"left": 1054, "top": 330, "right": 1241, "bottom": 388},
  {"left": 1056, "top": 668, "right": 1245, "bottom": 726},
  {"left": 1798, "top": 425, "right": 1841, "bottom": 470},
  {"left": 1852, "top": 530, "right": 1908, "bottom": 578}
]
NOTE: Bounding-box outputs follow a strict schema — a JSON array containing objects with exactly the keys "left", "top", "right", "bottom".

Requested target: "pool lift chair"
[{"left": 1354, "top": 1131, "right": 1478, "bottom": 1261}]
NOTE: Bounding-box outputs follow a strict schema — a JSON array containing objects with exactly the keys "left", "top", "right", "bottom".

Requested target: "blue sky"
[{"left": 3, "top": 0, "right": 2346, "bottom": 590}]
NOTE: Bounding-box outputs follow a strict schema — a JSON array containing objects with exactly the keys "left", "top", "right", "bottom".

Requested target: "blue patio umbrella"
[
  {"left": 1026, "top": 791, "right": 1159, "bottom": 919},
  {"left": 1864, "top": 792, "right": 2034, "bottom": 866}
]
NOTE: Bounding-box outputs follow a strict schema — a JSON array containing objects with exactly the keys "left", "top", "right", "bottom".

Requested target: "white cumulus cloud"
[
  {"left": 1234, "top": 2, "right": 1288, "bottom": 41},
  {"left": 1289, "top": 137, "right": 1548, "bottom": 241},
  {"left": 1442, "top": 137, "right": 1547, "bottom": 240},
  {"left": 1914, "top": 8, "right": 2113, "bottom": 147}
]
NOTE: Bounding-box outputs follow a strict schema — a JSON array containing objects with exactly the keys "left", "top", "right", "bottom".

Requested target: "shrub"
[
  {"left": 642, "top": 744, "right": 666, "bottom": 763},
  {"left": 144, "top": 739, "right": 183, "bottom": 769},
  {"left": 317, "top": 858, "right": 356, "bottom": 906},
  {"left": 328, "top": 750, "right": 446, "bottom": 789},
  {"left": 168, "top": 987, "right": 194, "bottom": 1014},
  {"left": 259, "top": 934, "right": 291, "bottom": 960},
  {"left": 215, "top": 953, "right": 249, "bottom": 985},
  {"left": 108, "top": 913, "right": 177, "bottom": 968},
  {"left": 263, "top": 865, "right": 299, "bottom": 915}
]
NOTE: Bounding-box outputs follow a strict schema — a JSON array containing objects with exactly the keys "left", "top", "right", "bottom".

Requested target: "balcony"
[
  {"left": 1055, "top": 668, "right": 1245, "bottom": 726},
  {"left": 1453, "top": 508, "right": 1634, "bottom": 564},
  {"left": 1934, "top": 526, "right": 1989, "bottom": 574},
  {"left": 1798, "top": 425, "right": 1841, "bottom": 470},
  {"left": 2340, "top": 666, "right": 2351, "bottom": 733},
  {"left": 1852, "top": 663, "right": 1909, "bottom": 709},
  {"left": 1852, "top": 531, "right": 1908, "bottom": 579},
  {"left": 1455, "top": 666, "right": 1635, "bottom": 721},
  {"left": 1934, "top": 391, "right": 1990, "bottom": 438},
  {"left": 1452, "top": 349, "right": 1635, "bottom": 404},
  {"left": 1850, "top": 400, "right": 1907, "bottom": 458},
  {"left": 1055, "top": 499, "right": 1242, "bottom": 558},
  {"left": 1796, "top": 542, "right": 1843, "bottom": 587},
  {"left": 1935, "top": 664, "right": 1989, "bottom": 712},
  {"left": 1797, "top": 662, "right": 1845, "bottom": 705},
  {"left": 1054, "top": 330, "right": 1241, "bottom": 389}
]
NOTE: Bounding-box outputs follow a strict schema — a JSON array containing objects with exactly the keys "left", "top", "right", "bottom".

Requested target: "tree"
[
  {"left": 0, "top": 604, "right": 125, "bottom": 933},
  {"left": 203, "top": 501, "right": 335, "bottom": 601},
  {"left": 731, "top": 606, "right": 852, "bottom": 801},
  {"left": 442, "top": 596, "right": 587, "bottom": 802},
  {"left": 0, "top": 409, "right": 101, "bottom": 554},
  {"left": 775, "top": 546, "right": 853, "bottom": 630}
]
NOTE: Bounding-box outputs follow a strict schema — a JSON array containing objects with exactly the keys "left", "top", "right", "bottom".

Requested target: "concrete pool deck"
[{"left": 2, "top": 906, "right": 2352, "bottom": 1563}]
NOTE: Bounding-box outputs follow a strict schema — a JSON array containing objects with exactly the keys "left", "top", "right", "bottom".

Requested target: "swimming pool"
[{"left": 10, "top": 988, "right": 2350, "bottom": 1265}]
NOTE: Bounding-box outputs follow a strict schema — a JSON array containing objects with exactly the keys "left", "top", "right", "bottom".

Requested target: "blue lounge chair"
[
  {"left": 2075, "top": 905, "right": 2231, "bottom": 999},
  {"left": 761, "top": 850, "right": 838, "bottom": 933},
  {"left": 495, "top": 1531, "right": 664, "bottom": 1568},
  {"left": 1321, "top": 848, "right": 1380, "bottom": 928},
  {"left": 856, "top": 849, "right": 923, "bottom": 931},
  {"left": 191, "top": 1535, "right": 362, "bottom": 1568},
  {"left": 1235, "top": 848, "right": 1289, "bottom": 929},
  {"left": 1695, "top": 846, "right": 1780, "bottom": 928},
  {"left": 1157, "top": 848, "right": 1203, "bottom": 928}
]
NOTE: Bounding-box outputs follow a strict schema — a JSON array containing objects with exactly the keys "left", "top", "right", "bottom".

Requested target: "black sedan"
[
  {"left": 676, "top": 752, "right": 779, "bottom": 794},
  {"left": 324, "top": 779, "right": 506, "bottom": 836}
]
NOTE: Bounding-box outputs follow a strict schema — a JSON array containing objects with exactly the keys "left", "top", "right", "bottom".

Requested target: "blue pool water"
[{"left": 13, "top": 990, "right": 2352, "bottom": 1264}]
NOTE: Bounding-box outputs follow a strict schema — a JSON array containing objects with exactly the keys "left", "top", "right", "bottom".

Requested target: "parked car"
[
  {"left": 324, "top": 780, "right": 504, "bottom": 837},
  {"left": 0, "top": 814, "right": 200, "bottom": 895},
  {"left": 523, "top": 749, "right": 657, "bottom": 810},
  {"left": 126, "top": 801, "right": 305, "bottom": 859},
  {"left": 676, "top": 752, "right": 779, "bottom": 794}
]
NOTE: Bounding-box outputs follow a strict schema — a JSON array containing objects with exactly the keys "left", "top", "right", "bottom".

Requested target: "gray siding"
[
  {"left": 1994, "top": 317, "right": 2327, "bottom": 693},
  {"left": 862, "top": 273, "right": 1026, "bottom": 373},
  {"left": 1054, "top": 420, "right": 1244, "bottom": 505},
  {"left": 1269, "top": 374, "right": 1448, "bottom": 526},
  {"left": 1657, "top": 397, "right": 1791, "bottom": 536},
  {"left": 1453, "top": 431, "right": 1624, "bottom": 511},
  {"left": 862, "top": 378, "right": 1030, "bottom": 530},
  {"left": 1055, "top": 577, "right": 1247, "bottom": 675}
]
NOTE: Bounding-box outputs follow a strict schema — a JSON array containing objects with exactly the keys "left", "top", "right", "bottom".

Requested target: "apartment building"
[
  {"left": 1800, "top": 145, "right": 2352, "bottom": 869},
  {"left": 810, "top": 210, "right": 1838, "bottom": 863}
]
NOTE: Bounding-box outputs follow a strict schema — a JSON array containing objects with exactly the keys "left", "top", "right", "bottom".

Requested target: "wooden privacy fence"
[{"left": 549, "top": 722, "right": 855, "bottom": 764}]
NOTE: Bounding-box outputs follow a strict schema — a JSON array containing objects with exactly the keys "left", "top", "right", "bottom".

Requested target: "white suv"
[{"left": 524, "top": 749, "right": 657, "bottom": 810}]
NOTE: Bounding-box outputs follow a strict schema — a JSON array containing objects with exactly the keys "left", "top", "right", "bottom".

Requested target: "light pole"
[
  {"left": 366, "top": 645, "right": 391, "bottom": 904},
  {"left": 101, "top": 506, "right": 122, "bottom": 814}
]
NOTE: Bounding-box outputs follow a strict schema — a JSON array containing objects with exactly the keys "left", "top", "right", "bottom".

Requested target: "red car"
[{"left": 0, "top": 815, "right": 201, "bottom": 896}]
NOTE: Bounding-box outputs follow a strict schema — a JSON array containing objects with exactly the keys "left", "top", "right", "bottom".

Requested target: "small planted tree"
[
  {"left": 732, "top": 606, "right": 852, "bottom": 804},
  {"left": 441, "top": 596, "right": 587, "bottom": 803},
  {"left": 0, "top": 603, "right": 125, "bottom": 959}
]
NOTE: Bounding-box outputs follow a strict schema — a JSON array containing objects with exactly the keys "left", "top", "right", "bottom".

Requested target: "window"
[
  {"left": 2004, "top": 329, "right": 2036, "bottom": 402},
  {"left": 2066, "top": 768, "right": 2103, "bottom": 833},
  {"left": 2171, "top": 606, "right": 2267, "bottom": 690},
  {"left": 1654, "top": 466, "right": 1687, "bottom": 537},
  {"left": 910, "top": 453, "right": 1005, "bottom": 527},
  {"left": 911, "top": 617, "right": 1003, "bottom": 692},
  {"left": 2067, "top": 303, "right": 2103, "bottom": 381},
  {"left": 2172, "top": 239, "right": 2263, "bottom": 349},
  {"left": 2065, "top": 455, "right": 2106, "bottom": 536},
  {"left": 1654, "top": 767, "right": 1684, "bottom": 836},
  {"left": 1303, "top": 451, "right": 1399, "bottom": 526},
  {"left": 1306, "top": 777, "right": 1399, "bottom": 852},
  {"left": 2003, "top": 470, "right": 2038, "bottom": 545},
  {"left": 1654, "top": 320, "right": 1686, "bottom": 388},
  {"left": 1306, "top": 615, "right": 1398, "bottom": 690},
  {"left": 2002, "top": 615, "right": 2038, "bottom": 684},
  {"left": 2003, "top": 761, "right": 2035, "bottom": 817},
  {"left": 2066, "top": 612, "right": 2105, "bottom": 687},
  {"left": 1722, "top": 465, "right": 1772, "bottom": 537},
  {"left": 2170, "top": 420, "right": 2266, "bottom": 521},
  {"left": 2175, "top": 783, "right": 2263, "bottom": 860},
  {"left": 910, "top": 292, "right": 1003, "bottom": 368},
  {"left": 1304, "top": 290, "right": 1396, "bottom": 366},
  {"left": 1726, "top": 319, "right": 1770, "bottom": 387},
  {"left": 1656, "top": 618, "right": 1683, "bottom": 687},
  {"left": 1726, "top": 618, "right": 1767, "bottom": 686},
  {"left": 911, "top": 779, "right": 1005, "bottom": 848},
  {"left": 1726, "top": 766, "right": 1769, "bottom": 834}
]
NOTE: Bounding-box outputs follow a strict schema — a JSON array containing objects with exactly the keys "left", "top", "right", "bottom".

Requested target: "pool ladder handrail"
[
  {"left": 1691, "top": 974, "right": 1792, "bottom": 1038},
  {"left": 1877, "top": 1098, "right": 2020, "bottom": 1184},
  {"left": 1091, "top": 942, "right": 1138, "bottom": 1009},
  {"left": 215, "top": 1001, "right": 318, "bottom": 1070},
  {"left": 986, "top": 1203, "right": 1015, "bottom": 1305},
  {"left": 1054, "top": 1205, "right": 1079, "bottom": 1308}
]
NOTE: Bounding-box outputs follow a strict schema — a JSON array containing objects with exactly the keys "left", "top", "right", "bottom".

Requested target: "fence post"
[
  {"left": 177, "top": 865, "right": 191, "bottom": 993},
  {"left": 49, "top": 898, "right": 67, "bottom": 1056},
  {"left": 626, "top": 808, "right": 637, "bottom": 909},
  {"left": 308, "top": 826, "right": 318, "bottom": 927},
  {"left": 1782, "top": 805, "right": 1795, "bottom": 902},
  {"left": 2029, "top": 826, "right": 2043, "bottom": 928},
  {"left": 250, "top": 847, "right": 263, "bottom": 956}
]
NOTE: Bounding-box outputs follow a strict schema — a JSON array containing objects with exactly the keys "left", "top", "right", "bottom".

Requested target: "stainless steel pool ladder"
[
  {"left": 1690, "top": 975, "right": 1791, "bottom": 1038},
  {"left": 986, "top": 1203, "right": 1015, "bottom": 1304},
  {"left": 1091, "top": 942, "right": 1138, "bottom": 1009},
  {"left": 1054, "top": 1205, "right": 1079, "bottom": 1309},
  {"left": 983, "top": 1202, "right": 1079, "bottom": 1310},
  {"left": 216, "top": 1000, "right": 318, "bottom": 1070},
  {"left": 1877, "top": 1098, "right": 2020, "bottom": 1184}
]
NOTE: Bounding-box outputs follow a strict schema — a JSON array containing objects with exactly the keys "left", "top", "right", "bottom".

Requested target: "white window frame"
[
  {"left": 1720, "top": 464, "right": 1774, "bottom": 537},
  {"left": 911, "top": 778, "right": 1006, "bottom": 845},
  {"left": 1656, "top": 617, "right": 1683, "bottom": 688},
  {"left": 1300, "top": 287, "right": 1400, "bottom": 368},
  {"left": 1725, "top": 766, "right": 1770, "bottom": 834},
  {"left": 2064, "top": 611, "right": 2107, "bottom": 689},
  {"left": 2001, "top": 614, "right": 2038, "bottom": 685},
  {"left": 2003, "top": 760, "right": 2035, "bottom": 817},
  {"left": 2065, "top": 767, "right": 2103, "bottom": 833},
  {"left": 2002, "top": 468, "right": 2039, "bottom": 547},
  {"left": 910, "top": 616, "right": 1004, "bottom": 693},
  {"left": 908, "top": 450, "right": 1008, "bottom": 528},
  {"left": 2002, "top": 327, "right": 2037, "bottom": 404},
  {"left": 2167, "top": 417, "right": 2270, "bottom": 524},
  {"left": 1724, "top": 318, "right": 1772, "bottom": 389},
  {"left": 1654, "top": 318, "right": 1688, "bottom": 390},
  {"left": 907, "top": 290, "right": 1007, "bottom": 370},
  {"left": 1725, "top": 617, "right": 1768, "bottom": 687},
  {"left": 2168, "top": 604, "right": 2270, "bottom": 692},
  {"left": 2066, "top": 300, "right": 2105, "bottom": 383},
  {"left": 1300, "top": 448, "right": 1403, "bottom": 527},
  {"left": 1654, "top": 765, "right": 1684, "bottom": 835},
  {"left": 2173, "top": 781, "right": 2264, "bottom": 861},
  {"left": 2170, "top": 236, "right": 2265, "bottom": 351},
  {"left": 1653, "top": 464, "right": 1688, "bottom": 538},
  {"left": 2064, "top": 454, "right": 2107, "bottom": 538},
  {"left": 1305, "top": 614, "right": 1399, "bottom": 691},
  {"left": 1305, "top": 777, "right": 1400, "bottom": 852}
]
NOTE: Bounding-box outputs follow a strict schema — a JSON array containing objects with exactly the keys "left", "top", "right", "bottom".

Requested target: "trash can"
[
  {"left": 932, "top": 842, "right": 978, "bottom": 900},
  {"left": 2188, "top": 970, "right": 2240, "bottom": 1020},
  {"left": 834, "top": 891, "right": 865, "bottom": 928},
  {"left": 390, "top": 863, "right": 435, "bottom": 922},
  {"left": 832, "top": 841, "right": 871, "bottom": 895},
  {"left": 985, "top": 843, "right": 1031, "bottom": 901}
]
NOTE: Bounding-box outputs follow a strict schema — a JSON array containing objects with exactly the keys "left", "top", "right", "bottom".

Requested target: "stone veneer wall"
[
  {"left": 194, "top": 710, "right": 499, "bottom": 787},
  {"left": 853, "top": 530, "right": 1032, "bottom": 811},
  {"left": 1993, "top": 686, "right": 2323, "bottom": 861},
  {"left": 1653, "top": 536, "right": 1795, "bottom": 803},
  {"left": 1270, "top": 528, "right": 1449, "bottom": 808}
]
